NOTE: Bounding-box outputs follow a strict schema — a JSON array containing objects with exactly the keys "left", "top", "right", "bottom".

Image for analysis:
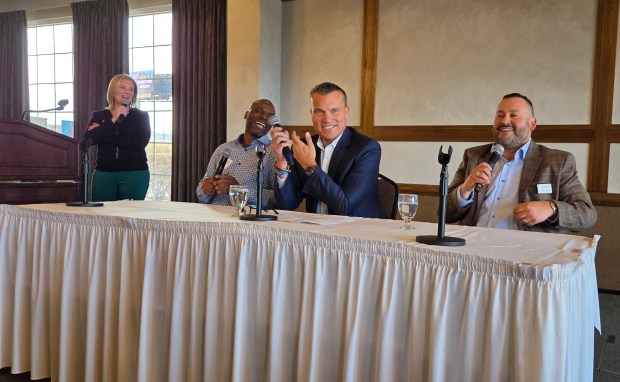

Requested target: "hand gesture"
[{"left": 290, "top": 131, "right": 317, "bottom": 169}]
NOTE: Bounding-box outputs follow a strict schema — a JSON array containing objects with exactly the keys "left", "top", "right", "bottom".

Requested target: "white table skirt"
[{"left": 0, "top": 201, "right": 600, "bottom": 382}]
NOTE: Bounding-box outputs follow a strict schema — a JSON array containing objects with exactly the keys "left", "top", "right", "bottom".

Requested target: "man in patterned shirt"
[{"left": 196, "top": 99, "right": 278, "bottom": 209}]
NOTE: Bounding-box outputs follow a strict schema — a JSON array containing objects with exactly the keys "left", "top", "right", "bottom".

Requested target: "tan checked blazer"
[{"left": 446, "top": 141, "right": 597, "bottom": 234}]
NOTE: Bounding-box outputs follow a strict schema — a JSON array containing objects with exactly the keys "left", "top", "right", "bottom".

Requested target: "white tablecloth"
[{"left": 0, "top": 201, "right": 600, "bottom": 381}]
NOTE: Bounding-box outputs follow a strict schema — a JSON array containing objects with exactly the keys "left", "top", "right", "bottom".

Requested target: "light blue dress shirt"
[{"left": 457, "top": 140, "right": 532, "bottom": 230}]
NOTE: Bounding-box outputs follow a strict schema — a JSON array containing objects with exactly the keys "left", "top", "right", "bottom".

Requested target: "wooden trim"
[
  {"left": 370, "top": 124, "right": 594, "bottom": 142},
  {"left": 398, "top": 184, "right": 620, "bottom": 207},
  {"left": 286, "top": 126, "right": 315, "bottom": 137},
  {"left": 589, "top": 0, "right": 619, "bottom": 192},
  {"left": 398, "top": 184, "right": 439, "bottom": 197},
  {"left": 286, "top": 124, "right": 594, "bottom": 143},
  {"left": 607, "top": 125, "right": 620, "bottom": 141},
  {"left": 590, "top": 192, "right": 620, "bottom": 205},
  {"left": 360, "top": 0, "right": 379, "bottom": 137}
]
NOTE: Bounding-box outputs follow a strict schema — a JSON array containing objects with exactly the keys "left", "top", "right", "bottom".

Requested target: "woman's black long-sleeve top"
[{"left": 83, "top": 108, "right": 151, "bottom": 172}]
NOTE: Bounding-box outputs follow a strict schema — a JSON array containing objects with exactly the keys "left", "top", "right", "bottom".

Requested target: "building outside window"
[
  {"left": 129, "top": 12, "right": 173, "bottom": 201},
  {"left": 27, "top": 23, "right": 74, "bottom": 136},
  {"left": 27, "top": 12, "right": 173, "bottom": 201}
]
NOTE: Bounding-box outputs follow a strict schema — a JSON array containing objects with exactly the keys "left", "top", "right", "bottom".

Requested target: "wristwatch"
[
  {"left": 548, "top": 200, "right": 558, "bottom": 219},
  {"left": 305, "top": 165, "right": 317, "bottom": 177}
]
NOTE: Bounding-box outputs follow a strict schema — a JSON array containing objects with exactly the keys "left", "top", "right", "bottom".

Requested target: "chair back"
[{"left": 378, "top": 173, "right": 399, "bottom": 219}]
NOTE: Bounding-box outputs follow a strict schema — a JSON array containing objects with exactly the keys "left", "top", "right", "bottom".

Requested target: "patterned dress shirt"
[{"left": 196, "top": 134, "right": 277, "bottom": 209}]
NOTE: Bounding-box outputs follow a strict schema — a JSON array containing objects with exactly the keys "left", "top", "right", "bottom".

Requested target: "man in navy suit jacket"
[{"left": 270, "top": 82, "right": 382, "bottom": 218}]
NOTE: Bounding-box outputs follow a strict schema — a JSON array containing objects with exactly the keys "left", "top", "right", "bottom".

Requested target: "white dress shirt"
[
  {"left": 276, "top": 132, "right": 344, "bottom": 214},
  {"left": 314, "top": 134, "right": 343, "bottom": 214}
]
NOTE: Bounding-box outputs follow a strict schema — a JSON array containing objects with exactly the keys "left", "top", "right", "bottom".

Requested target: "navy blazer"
[{"left": 276, "top": 127, "right": 382, "bottom": 218}]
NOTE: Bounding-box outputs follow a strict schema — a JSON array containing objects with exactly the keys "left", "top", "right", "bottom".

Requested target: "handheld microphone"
[
  {"left": 268, "top": 115, "right": 295, "bottom": 167},
  {"left": 474, "top": 143, "right": 505, "bottom": 193},
  {"left": 117, "top": 101, "right": 129, "bottom": 124},
  {"left": 214, "top": 147, "right": 232, "bottom": 176}
]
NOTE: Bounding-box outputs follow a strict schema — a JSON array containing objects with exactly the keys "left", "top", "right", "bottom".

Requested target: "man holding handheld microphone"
[
  {"left": 446, "top": 93, "right": 596, "bottom": 233},
  {"left": 270, "top": 82, "right": 383, "bottom": 218}
]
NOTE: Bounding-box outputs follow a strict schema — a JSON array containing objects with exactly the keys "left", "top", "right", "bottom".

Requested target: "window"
[
  {"left": 26, "top": 12, "right": 173, "bottom": 201},
  {"left": 27, "top": 23, "right": 74, "bottom": 137},
  {"left": 129, "top": 12, "right": 173, "bottom": 201}
]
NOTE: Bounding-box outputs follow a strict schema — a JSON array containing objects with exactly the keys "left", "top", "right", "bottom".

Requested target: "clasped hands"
[
  {"left": 202, "top": 174, "right": 239, "bottom": 196},
  {"left": 270, "top": 127, "right": 317, "bottom": 169},
  {"left": 461, "top": 163, "right": 556, "bottom": 226}
]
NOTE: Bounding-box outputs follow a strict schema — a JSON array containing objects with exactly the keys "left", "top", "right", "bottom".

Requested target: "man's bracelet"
[{"left": 275, "top": 163, "right": 290, "bottom": 175}]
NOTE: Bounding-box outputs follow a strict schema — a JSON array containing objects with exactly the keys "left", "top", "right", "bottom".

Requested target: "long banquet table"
[{"left": 0, "top": 201, "right": 600, "bottom": 382}]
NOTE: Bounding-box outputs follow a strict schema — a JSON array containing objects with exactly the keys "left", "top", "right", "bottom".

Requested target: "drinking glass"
[
  {"left": 229, "top": 185, "right": 249, "bottom": 217},
  {"left": 398, "top": 193, "right": 418, "bottom": 230}
]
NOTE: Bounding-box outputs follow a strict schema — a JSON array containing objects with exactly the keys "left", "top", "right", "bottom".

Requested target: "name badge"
[{"left": 537, "top": 183, "right": 552, "bottom": 194}]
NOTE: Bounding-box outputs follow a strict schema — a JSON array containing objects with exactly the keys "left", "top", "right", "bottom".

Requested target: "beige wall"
[
  {"left": 228, "top": 0, "right": 261, "bottom": 139},
  {"left": 611, "top": 144, "right": 620, "bottom": 193},
  {"left": 227, "top": 0, "right": 282, "bottom": 141},
  {"left": 370, "top": 0, "right": 597, "bottom": 187},
  {"left": 375, "top": 0, "right": 596, "bottom": 126},
  {"left": 279, "top": 0, "right": 364, "bottom": 125},
  {"left": 270, "top": 0, "right": 597, "bottom": 188}
]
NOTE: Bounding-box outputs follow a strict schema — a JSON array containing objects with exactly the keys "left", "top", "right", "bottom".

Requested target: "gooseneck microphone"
[
  {"left": 474, "top": 143, "right": 505, "bottom": 193},
  {"left": 21, "top": 99, "right": 69, "bottom": 120},
  {"left": 214, "top": 147, "right": 232, "bottom": 176},
  {"left": 117, "top": 101, "right": 129, "bottom": 124},
  {"left": 268, "top": 115, "right": 295, "bottom": 167}
]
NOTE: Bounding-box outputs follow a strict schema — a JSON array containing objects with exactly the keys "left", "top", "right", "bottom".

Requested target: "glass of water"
[
  {"left": 398, "top": 193, "right": 418, "bottom": 230},
  {"left": 229, "top": 185, "right": 249, "bottom": 217}
]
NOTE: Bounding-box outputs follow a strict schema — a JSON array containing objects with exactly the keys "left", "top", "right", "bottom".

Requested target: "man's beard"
[{"left": 494, "top": 124, "right": 529, "bottom": 149}]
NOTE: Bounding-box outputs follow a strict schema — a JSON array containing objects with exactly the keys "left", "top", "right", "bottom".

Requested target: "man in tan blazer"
[{"left": 446, "top": 93, "right": 596, "bottom": 234}]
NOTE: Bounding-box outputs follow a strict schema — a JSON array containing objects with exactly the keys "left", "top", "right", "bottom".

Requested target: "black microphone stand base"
[
  {"left": 240, "top": 214, "right": 277, "bottom": 221},
  {"left": 66, "top": 201, "right": 104, "bottom": 207},
  {"left": 416, "top": 235, "right": 465, "bottom": 247},
  {"left": 416, "top": 145, "right": 466, "bottom": 247}
]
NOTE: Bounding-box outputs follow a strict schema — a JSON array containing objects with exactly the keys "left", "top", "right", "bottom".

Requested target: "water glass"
[
  {"left": 398, "top": 193, "right": 418, "bottom": 230},
  {"left": 229, "top": 185, "right": 249, "bottom": 217}
]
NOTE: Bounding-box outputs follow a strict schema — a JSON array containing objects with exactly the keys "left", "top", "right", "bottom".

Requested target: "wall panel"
[
  {"left": 375, "top": 0, "right": 597, "bottom": 126},
  {"left": 280, "top": 0, "right": 364, "bottom": 125}
]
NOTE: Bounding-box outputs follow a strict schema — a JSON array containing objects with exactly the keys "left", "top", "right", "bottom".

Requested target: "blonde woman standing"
[{"left": 83, "top": 74, "right": 151, "bottom": 201}]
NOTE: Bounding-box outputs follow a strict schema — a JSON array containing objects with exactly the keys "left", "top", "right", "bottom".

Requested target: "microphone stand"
[
  {"left": 416, "top": 145, "right": 465, "bottom": 246},
  {"left": 21, "top": 100, "right": 69, "bottom": 120},
  {"left": 66, "top": 141, "right": 103, "bottom": 207},
  {"left": 240, "top": 144, "right": 277, "bottom": 221}
]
